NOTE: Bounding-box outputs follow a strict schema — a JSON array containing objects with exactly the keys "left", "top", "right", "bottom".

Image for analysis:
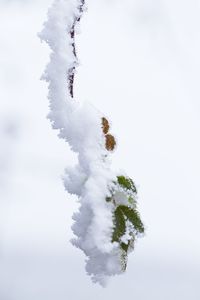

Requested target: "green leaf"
[
  {"left": 109, "top": 175, "right": 144, "bottom": 272},
  {"left": 120, "top": 249, "right": 128, "bottom": 272},
  {"left": 128, "top": 196, "right": 135, "bottom": 205},
  {"left": 120, "top": 242, "right": 129, "bottom": 252},
  {"left": 112, "top": 206, "right": 126, "bottom": 243},
  {"left": 117, "top": 176, "right": 137, "bottom": 193},
  {"left": 120, "top": 205, "right": 144, "bottom": 234}
]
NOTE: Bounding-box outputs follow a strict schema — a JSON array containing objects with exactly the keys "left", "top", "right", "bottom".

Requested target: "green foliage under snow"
[{"left": 108, "top": 176, "right": 144, "bottom": 271}]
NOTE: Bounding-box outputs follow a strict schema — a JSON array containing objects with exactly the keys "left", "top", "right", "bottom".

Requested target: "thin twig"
[{"left": 68, "top": 0, "right": 85, "bottom": 98}]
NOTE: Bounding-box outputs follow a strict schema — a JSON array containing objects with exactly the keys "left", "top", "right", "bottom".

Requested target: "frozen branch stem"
[
  {"left": 40, "top": 0, "right": 145, "bottom": 286},
  {"left": 68, "top": 0, "right": 85, "bottom": 98}
]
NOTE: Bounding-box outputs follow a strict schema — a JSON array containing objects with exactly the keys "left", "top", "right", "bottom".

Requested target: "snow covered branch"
[
  {"left": 39, "top": 0, "right": 144, "bottom": 286},
  {"left": 68, "top": 0, "right": 85, "bottom": 98}
]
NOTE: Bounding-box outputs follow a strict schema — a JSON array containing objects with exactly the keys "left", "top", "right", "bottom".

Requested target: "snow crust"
[{"left": 39, "top": 0, "right": 135, "bottom": 285}]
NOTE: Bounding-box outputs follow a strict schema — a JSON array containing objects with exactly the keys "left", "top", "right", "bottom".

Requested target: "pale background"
[{"left": 0, "top": 0, "right": 200, "bottom": 299}]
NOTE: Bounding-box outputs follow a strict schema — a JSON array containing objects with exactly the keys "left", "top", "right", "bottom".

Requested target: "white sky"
[{"left": 0, "top": 0, "right": 200, "bottom": 299}]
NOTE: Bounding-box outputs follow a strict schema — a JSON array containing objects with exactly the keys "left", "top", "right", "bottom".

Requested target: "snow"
[
  {"left": 39, "top": 0, "right": 122, "bottom": 285},
  {"left": 39, "top": 0, "right": 144, "bottom": 285}
]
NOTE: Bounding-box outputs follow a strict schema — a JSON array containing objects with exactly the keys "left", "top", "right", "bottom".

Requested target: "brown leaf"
[
  {"left": 105, "top": 134, "right": 116, "bottom": 151},
  {"left": 102, "top": 117, "right": 110, "bottom": 134}
]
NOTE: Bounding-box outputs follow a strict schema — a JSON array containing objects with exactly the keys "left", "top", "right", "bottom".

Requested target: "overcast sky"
[{"left": 0, "top": 0, "right": 200, "bottom": 299}]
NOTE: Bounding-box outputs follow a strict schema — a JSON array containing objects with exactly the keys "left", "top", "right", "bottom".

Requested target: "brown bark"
[
  {"left": 68, "top": 0, "right": 85, "bottom": 98},
  {"left": 69, "top": 1, "right": 116, "bottom": 151}
]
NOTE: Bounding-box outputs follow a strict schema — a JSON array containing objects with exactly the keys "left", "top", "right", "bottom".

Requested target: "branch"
[
  {"left": 68, "top": 0, "right": 85, "bottom": 98},
  {"left": 39, "top": 0, "right": 145, "bottom": 286}
]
